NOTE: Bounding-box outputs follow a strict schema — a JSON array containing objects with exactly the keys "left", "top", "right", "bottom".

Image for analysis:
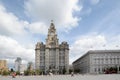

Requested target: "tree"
[
  {"left": 10, "top": 68, "right": 14, "bottom": 72},
  {"left": 35, "top": 69, "right": 41, "bottom": 75},
  {"left": 2, "top": 70, "right": 10, "bottom": 76},
  {"left": 74, "top": 69, "right": 80, "bottom": 73},
  {"left": 24, "top": 62, "right": 35, "bottom": 76},
  {"left": 69, "top": 69, "right": 73, "bottom": 74},
  {"left": 27, "top": 62, "right": 33, "bottom": 71},
  {"left": 104, "top": 67, "right": 117, "bottom": 74},
  {"left": 24, "top": 70, "right": 29, "bottom": 76},
  {"left": 16, "top": 71, "right": 20, "bottom": 75},
  {"left": 63, "top": 68, "right": 66, "bottom": 74}
]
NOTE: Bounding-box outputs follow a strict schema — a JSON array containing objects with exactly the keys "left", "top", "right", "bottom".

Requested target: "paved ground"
[{"left": 0, "top": 74, "right": 120, "bottom": 80}]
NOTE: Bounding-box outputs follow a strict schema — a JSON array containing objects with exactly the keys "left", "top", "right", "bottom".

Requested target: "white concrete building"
[
  {"left": 20, "top": 64, "right": 27, "bottom": 74},
  {"left": 35, "top": 21, "right": 69, "bottom": 74},
  {"left": 73, "top": 50, "right": 120, "bottom": 74}
]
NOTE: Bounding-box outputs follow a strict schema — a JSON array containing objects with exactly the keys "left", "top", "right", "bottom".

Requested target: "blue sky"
[{"left": 0, "top": 0, "right": 120, "bottom": 68}]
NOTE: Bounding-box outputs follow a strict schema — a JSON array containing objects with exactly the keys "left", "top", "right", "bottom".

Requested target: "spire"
[
  {"left": 46, "top": 21, "right": 59, "bottom": 47},
  {"left": 50, "top": 20, "right": 55, "bottom": 28},
  {"left": 51, "top": 20, "right": 53, "bottom": 23},
  {"left": 48, "top": 20, "right": 56, "bottom": 35}
]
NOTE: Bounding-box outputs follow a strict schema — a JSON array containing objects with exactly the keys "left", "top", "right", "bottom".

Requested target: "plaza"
[{"left": 0, "top": 74, "right": 120, "bottom": 80}]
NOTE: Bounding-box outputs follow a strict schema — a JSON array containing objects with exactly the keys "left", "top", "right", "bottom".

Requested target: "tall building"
[
  {"left": 73, "top": 50, "right": 120, "bottom": 74},
  {"left": 0, "top": 60, "right": 8, "bottom": 71},
  {"left": 15, "top": 57, "right": 22, "bottom": 72},
  {"left": 35, "top": 21, "right": 69, "bottom": 74}
]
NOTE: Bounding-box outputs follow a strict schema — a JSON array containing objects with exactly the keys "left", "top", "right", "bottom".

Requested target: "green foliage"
[
  {"left": 10, "top": 68, "right": 14, "bottom": 72},
  {"left": 69, "top": 69, "right": 73, "bottom": 74},
  {"left": 2, "top": 70, "right": 10, "bottom": 76},
  {"left": 16, "top": 71, "right": 20, "bottom": 75},
  {"left": 24, "top": 70, "right": 29, "bottom": 75},
  {"left": 27, "top": 62, "right": 33, "bottom": 70},
  {"left": 30, "top": 70, "right": 35, "bottom": 75},
  {"left": 104, "top": 67, "right": 118, "bottom": 74},
  {"left": 24, "top": 70, "right": 35, "bottom": 76},
  {"left": 0, "top": 69, "right": 10, "bottom": 76},
  {"left": 35, "top": 69, "right": 41, "bottom": 75},
  {"left": 24, "top": 62, "right": 35, "bottom": 76},
  {"left": 63, "top": 68, "right": 66, "bottom": 74}
]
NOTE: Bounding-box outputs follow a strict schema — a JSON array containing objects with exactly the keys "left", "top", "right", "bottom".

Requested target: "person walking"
[{"left": 71, "top": 72, "right": 74, "bottom": 77}]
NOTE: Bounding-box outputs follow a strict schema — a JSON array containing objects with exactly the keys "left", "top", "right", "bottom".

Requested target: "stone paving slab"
[{"left": 0, "top": 74, "right": 120, "bottom": 80}]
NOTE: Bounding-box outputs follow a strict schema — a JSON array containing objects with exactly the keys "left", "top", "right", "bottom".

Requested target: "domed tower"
[
  {"left": 35, "top": 21, "right": 69, "bottom": 74},
  {"left": 46, "top": 20, "right": 59, "bottom": 48},
  {"left": 45, "top": 20, "right": 60, "bottom": 73}
]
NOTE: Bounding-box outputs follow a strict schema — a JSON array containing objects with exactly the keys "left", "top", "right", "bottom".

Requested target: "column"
[
  {"left": 56, "top": 48, "right": 59, "bottom": 74},
  {"left": 45, "top": 48, "right": 49, "bottom": 73},
  {"left": 35, "top": 49, "right": 40, "bottom": 70},
  {"left": 65, "top": 49, "right": 69, "bottom": 74}
]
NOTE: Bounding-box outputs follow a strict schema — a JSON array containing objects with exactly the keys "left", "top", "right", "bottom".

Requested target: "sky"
[{"left": 0, "top": 0, "right": 120, "bottom": 68}]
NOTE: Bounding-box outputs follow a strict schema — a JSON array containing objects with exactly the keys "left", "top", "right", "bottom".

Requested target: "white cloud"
[
  {"left": 0, "top": 35, "right": 34, "bottom": 66},
  {"left": 28, "top": 22, "right": 48, "bottom": 35},
  {"left": 0, "top": 4, "right": 50, "bottom": 35},
  {"left": 24, "top": 0, "right": 81, "bottom": 31},
  {"left": 0, "top": 4, "right": 27, "bottom": 36},
  {"left": 0, "top": 0, "right": 81, "bottom": 36},
  {"left": 90, "top": 0, "right": 100, "bottom": 5},
  {"left": 70, "top": 34, "right": 120, "bottom": 64},
  {"left": 70, "top": 34, "right": 106, "bottom": 64}
]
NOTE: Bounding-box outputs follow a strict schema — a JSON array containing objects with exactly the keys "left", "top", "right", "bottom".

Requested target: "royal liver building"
[{"left": 35, "top": 21, "right": 69, "bottom": 74}]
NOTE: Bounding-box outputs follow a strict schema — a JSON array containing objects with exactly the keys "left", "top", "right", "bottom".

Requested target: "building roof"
[
  {"left": 88, "top": 50, "right": 120, "bottom": 53},
  {"left": 72, "top": 49, "right": 120, "bottom": 64}
]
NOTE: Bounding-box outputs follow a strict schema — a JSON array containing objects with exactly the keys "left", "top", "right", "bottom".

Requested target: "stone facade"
[
  {"left": 0, "top": 60, "right": 8, "bottom": 71},
  {"left": 73, "top": 50, "right": 120, "bottom": 74},
  {"left": 35, "top": 21, "right": 69, "bottom": 74}
]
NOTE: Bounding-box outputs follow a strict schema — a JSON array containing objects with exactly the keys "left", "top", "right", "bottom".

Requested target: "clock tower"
[
  {"left": 35, "top": 21, "right": 69, "bottom": 74},
  {"left": 46, "top": 20, "right": 59, "bottom": 48}
]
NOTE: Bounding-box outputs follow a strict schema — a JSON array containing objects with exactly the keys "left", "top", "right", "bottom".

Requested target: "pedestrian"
[
  {"left": 71, "top": 72, "right": 74, "bottom": 77},
  {"left": 12, "top": 72, "right": 16, "bottom": 78}
]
